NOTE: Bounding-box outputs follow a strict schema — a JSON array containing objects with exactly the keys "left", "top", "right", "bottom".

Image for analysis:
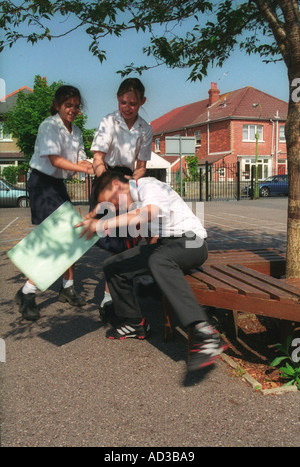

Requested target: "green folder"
[{"left": 7, "top": 202, "right": 100, "bottom": 291}]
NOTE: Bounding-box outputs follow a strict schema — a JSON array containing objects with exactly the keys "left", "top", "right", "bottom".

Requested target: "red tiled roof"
[
  {"left": 0, "top": 86, "right": 33, "bottom": 114},
  {"left": 162, "top": 155, "right": 182, "bottom": 165},
  {"left": 1, "top": 86, "right": 33, "bottom": 102},
  {"left": 198, "top": 152, "right": 231, "bottom": 165},
  {"left": 152, "top": 100, "right": 207, "bottom": 134},
  {"left": 151, "top": 86, "right": 288, "bottom": 134}
]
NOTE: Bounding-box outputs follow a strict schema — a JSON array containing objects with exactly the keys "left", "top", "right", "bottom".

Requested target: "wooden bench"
[
  {"left": 205, "top": 248, "right": 286, "bottom": 277},
  {"left": 162, "top": 249, "right": 300, "bottom": 345}
]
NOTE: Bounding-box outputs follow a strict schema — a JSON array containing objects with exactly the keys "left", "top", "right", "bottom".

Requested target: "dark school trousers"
[{"left": 103, "top": 235, "right": 209, "bottom": 328}]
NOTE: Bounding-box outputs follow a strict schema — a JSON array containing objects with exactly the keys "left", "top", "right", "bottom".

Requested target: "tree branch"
[
  {"left": 281, "top": 1, "right": 300, "bottom": 74},
  {"left": 253, "top": 0, "right": 291, "bottom": 64}
]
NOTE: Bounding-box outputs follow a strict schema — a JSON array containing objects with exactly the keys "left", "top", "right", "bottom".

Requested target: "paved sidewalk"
[{"left": 0, "top": 199, "right": 299, "bottom": 447}]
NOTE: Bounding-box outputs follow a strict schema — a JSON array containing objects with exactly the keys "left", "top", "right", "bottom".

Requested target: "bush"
[{"left": 2, "top": 165, "right": 19, "bottom": 185}]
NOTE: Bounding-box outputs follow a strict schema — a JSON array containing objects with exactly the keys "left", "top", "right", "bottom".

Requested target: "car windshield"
[
  {"left": 262, "top": 176, "right": 287, "bottom": 182},
  {"left": 263, "top": 176, "right": 276, "bottom": 182},
  {"left": 0, "top": 179, "right": 19, "bottom": 189}
]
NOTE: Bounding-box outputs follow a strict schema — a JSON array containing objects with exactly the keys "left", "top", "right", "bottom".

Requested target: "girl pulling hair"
[
  {"left": 88, "top": 78, "right": 153, "bottom": 311},
  {"left": 91, "top": 77, "right": 153, "bottom": 180}
]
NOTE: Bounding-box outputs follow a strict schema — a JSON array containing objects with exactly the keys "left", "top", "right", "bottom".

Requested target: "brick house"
[
  {"left": 151, "top": 83, "right": 288, "bottom": 182},
  {"left": 0, "top": 86, "right": 33, "bottom": 181}
]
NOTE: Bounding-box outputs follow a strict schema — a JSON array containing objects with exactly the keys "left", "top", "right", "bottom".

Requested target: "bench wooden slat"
[
  {"left": 206, "top": 256, "right": 285, "bottom": 265},
  {"left": 205, "top": 249, "right": 286, "bottom": 277},
  {"left": 185, "top": 275, "right": 209, "bottom": 290},
  {"left": 286, "top": 278, "right": 300, "bottom": 287},
  {"left": 228, "top": 264, "right": 300, "bottom": 300},
  {"left": 207, "top": 248, "right": 284, "bottom": 254},
  {"left": 189, "top": 287, "right": 300, "bottom": 322},
  {"left": 187, "top": 273, "right": 238, "bottom": 294},
  {"left": 241, "top": 260, "right": 285, "bottom": 277},
  {"left": 206, "top": 248, "right": 285, "bottom": 262},
  {"left": 210, "top": 264, "right": 294, "bottom": 303},
  {"left": 207, "top": 255, "right": 284, "bottom": 263},
  {"left": 196, "top": 265, "right": 270, "bottom": 298}
]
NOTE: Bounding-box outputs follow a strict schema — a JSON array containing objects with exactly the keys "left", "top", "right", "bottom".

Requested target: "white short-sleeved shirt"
[
  {"left": 91, "top": 110, "right": 153, "bottom": 171},
  {"left": 129, "top": 177, "right": 207, "bottom": 239},
  {"left": 29, "top": 113, "right": 87, "bottom": 179}
]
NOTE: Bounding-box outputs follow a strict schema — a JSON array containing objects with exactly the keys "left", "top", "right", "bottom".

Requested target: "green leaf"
[
  {"left": 282, "top": 380, "right": 296, "bottom": 387},
  {"left": 280, "top": 363, "right": 295, "bottom": 376},
  {"left": 274, "top": 342, "right": 286, "bottom": 353},
  {"left": 270, "top": 356, "right": 288, "bottom": 367}
]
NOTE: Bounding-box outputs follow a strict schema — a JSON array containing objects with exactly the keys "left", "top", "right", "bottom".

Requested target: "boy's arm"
[{"left": 76, "top": 204, "right": 159, "bottom": 240}]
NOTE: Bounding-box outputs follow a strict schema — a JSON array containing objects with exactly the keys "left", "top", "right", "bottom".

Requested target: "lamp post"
[
  {"left": 254, "top": 130, "right": 260, "bottom": 199},
  {"left": 252, "top": 103, "right": 262, "bottom": 200}
]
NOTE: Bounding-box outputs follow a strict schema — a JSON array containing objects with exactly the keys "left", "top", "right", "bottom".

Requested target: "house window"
[
  {"left": 279, "top": 125, "right": 286, "bottom": 142},
  {"left": 217, "top": 167, "right": 226, "bottom": 179},
  {"left": 243, "top": 124, "right": 263, "bottom": 142},
  {"left": 155, "top": 138, "right": 160, "bottom": 152},
  {"left": 194, "top": 131, "right": 201, "bottom": 146},
  {"left": 0, "top": 122, "right": 12, "bottom": 141},
  {"left": 240, "top": 156, "right": 270, "bottom": 181}
]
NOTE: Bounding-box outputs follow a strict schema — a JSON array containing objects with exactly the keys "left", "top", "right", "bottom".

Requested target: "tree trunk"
[
  {"left": 285, "top": 74, "right": 300, "bottom": 278},
  {"left": 254, "top": 0, "right": 300, "bottom": 278}
]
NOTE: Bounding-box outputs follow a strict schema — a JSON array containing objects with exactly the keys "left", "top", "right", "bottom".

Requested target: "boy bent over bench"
[{"left": 76, "top": 172, "right": 228, "bottom": 372}]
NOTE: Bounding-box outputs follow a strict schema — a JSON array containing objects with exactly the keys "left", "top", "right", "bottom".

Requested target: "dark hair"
[
  {"left": 117, "top": 78, "right": 145, "bottom": 101},
  {"left": 50, "top": 85, "right": 83, "bottom": 115},
  {"left": 93, "top": 171, "right": 129, "bottom": 204}
]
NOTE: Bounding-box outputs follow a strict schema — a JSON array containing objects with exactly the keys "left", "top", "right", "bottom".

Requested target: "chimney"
[{"left": 208, "top": 82, "right": 220, "bottom": 106}]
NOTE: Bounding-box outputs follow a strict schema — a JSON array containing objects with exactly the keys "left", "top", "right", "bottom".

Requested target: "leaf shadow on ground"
[{"left": 2, "top": 222, "right": 289, "bottom": 387}]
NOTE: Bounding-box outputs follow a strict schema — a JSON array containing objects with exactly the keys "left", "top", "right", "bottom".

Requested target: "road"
[{"left": 0, "top": 197, "right": 299, "bottom": 448}]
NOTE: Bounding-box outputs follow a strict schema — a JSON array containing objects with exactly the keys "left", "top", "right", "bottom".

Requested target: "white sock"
[
  {"left": 63, "top": 278, "right": 74, "bottom": 289},
  {"left": 100, "top": 291, "right": 112, "bottom": 307},
  {"left": 22, "top": 281, "right": 37, "bottom": 295}
]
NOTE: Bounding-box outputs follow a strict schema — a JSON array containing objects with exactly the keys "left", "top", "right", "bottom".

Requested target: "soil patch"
[{"left": 211, "top": 309, "right": 299, "bottom": 390}]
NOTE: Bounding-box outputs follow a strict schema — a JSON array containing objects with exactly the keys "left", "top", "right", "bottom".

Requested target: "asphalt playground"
[{"left": 0, "top": 197, "right": 299, "bottom": 448}]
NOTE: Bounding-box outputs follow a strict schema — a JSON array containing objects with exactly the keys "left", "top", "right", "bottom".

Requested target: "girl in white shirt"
[
  {"left": 15, "top": 85, "right": 94, "bottom": 321},
  {"left": 91, "top": 78, "right": 153, "bottom": 180},
  {"left": 89, "top": 78, "right": 153, "bottom": 310}
]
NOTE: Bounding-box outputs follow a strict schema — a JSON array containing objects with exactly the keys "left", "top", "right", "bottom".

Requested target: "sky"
[{"left": 0, "top": 12, "right": 289, "bottom": 130}]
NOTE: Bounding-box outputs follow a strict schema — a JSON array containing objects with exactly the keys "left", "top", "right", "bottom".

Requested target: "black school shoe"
[
  {"left": 15, "top": 288, "right": 40, "bottom": 321},
  {"left": 106, "top": 318, "right": 151, "bottom": 340},
  {"left": 58, "top": 286, "right": 86, "bottom": 306},
  {"left": 187, "top": 321, "right": 229, "bottom": 372}
]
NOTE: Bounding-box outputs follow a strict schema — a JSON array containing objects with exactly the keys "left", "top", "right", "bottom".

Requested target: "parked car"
[
  {"left": 0, "top": 177, "right": 30, "bottom": 207},
  {"left": 243, "top": 174, "right": 288, "bottom": 197}
]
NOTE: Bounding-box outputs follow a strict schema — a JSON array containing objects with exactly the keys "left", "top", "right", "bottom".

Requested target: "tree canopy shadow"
[{"left": 2, "top": 221, "right": 289, "bottom": 385}]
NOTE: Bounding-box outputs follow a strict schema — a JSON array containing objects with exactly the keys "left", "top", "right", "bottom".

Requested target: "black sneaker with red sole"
[
  {"left": 106, "top": 318, "right": 150, "bottom": 340},
  {"left": 187, "top": 322, "right": 229, "bottom": 372}
]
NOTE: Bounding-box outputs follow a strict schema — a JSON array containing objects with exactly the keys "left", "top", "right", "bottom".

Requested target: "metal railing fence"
[{"left": 0, "top": 163, "right": 288, "bottom": 207}]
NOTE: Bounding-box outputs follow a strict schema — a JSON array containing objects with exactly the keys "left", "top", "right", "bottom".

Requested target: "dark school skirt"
[
  {"left": 28, "top": 169, "right": 71, "bottom": 225},
  {"left": 89, "top": 165, "right": 138, "bottom": 253}
]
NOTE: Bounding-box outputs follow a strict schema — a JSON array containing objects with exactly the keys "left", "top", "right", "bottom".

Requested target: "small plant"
[
  {"left": 233, "top": 365, "right": 246, "bottom": 378},
  {"left": 270, "top": 336, "right": 300, "bottom": 389}
]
